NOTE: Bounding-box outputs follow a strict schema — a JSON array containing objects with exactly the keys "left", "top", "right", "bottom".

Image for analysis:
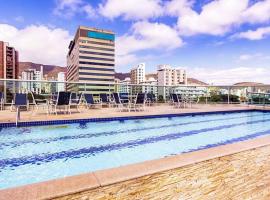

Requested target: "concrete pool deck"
[
  {"left": 1, "top": 104, "right": 270, "bottom": 199},
  {"left": 0, "top": 103, "right": 265, "bottom": 124}
]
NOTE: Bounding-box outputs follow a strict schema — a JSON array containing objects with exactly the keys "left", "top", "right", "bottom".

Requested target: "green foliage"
[{"left": 199, "top": 94, "right": 240, "bottom": 103}]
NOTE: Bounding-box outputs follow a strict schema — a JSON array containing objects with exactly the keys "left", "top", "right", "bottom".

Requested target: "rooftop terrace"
[{"left": 0, "top": 103, "right": 266, "bottom": 124}]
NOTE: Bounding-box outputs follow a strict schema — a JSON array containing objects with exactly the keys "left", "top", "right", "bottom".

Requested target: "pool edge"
[{"left": 0, "top": 108, "right": 267, "bottom": 128}]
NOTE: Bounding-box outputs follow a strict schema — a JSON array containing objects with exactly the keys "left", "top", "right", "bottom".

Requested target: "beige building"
[
  {"left": 130, "top": 63, "right": 145, "bottom": 84},
  {"left": 67, "top": 26, "right": 115, "bottom": 93},
  {"left": 130, "top": 63, "right": 145, "bottom": 94},
  {"left": 157, "top": 64, "right": 187, "bottom": 86},
  {"left": 157, "top": 65, "right": 187, "bottom": 100}
]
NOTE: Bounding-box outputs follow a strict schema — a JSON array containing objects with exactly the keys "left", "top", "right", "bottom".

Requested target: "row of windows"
[
  {"left": 80, "top": 45, "right": 114, "bottom": 52},
  {"left": 79, "top": 77, "right": 115, "bottom": 81},
  {"left": 79, "top": 50, "right": 114, "bottom": 57},
  {"left": 79, "top": 56, "right": 114, "bottom": 62},
  {"left": 79, "top": 88, "right": 112, "bottom": 92},
  {"left": 79, "top": 67, "right": 114, "bottom": 72},
  {"left": 80, "top": 40, "right": 114, "bottom": 47},
  {"left": 79, "top": 61, "right": 114, "bottom": 66},
  {"left": 77, "top": 84, "right": 114, "bottom": 86},
  {"left": 79, "top": 72, "right": 114, "bottom": 77}
]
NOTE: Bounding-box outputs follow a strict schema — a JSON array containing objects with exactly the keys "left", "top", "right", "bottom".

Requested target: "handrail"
[{"left": 1, "top": 78, "right": 270, "bottom": 87}]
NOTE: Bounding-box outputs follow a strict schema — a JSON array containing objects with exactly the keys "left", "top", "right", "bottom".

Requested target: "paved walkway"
[{"left": 0, "top": 103, "right": 261, "bottom": 123}]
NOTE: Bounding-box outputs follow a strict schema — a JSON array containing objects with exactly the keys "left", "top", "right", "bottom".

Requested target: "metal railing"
[{"left": 0, "top": 78, "right": 269, "bottom": 105}]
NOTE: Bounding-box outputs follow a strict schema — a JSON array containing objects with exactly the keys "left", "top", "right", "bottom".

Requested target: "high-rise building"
[
  {"left": 0, "top": 41, "right": 19, "bottom": 79},
  {"left": 130, "top": 63, "right": 145, "bottom": 84},
  {"left": 67, "top": 26, "right": 115, "bottom": 94},
  {"left": 0, "top": 41, "right": 19, "bottom": 101},
  {"left": 130, "top": 63, "right": 145, "bottom": 94},
  {"left": 57, "top": 72, "right": 66, "bottom": 92}
]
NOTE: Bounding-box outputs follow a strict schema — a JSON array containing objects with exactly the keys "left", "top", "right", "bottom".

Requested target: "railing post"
[{"left": 227, "top": 87, "right": 230, "bottom": 104}]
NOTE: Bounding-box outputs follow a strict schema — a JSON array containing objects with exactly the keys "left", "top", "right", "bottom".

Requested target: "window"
[
  {"left": 79, "top": 77, "right": 114, "bottom": 81},
  {"left": 87, "top": 31, "right": 115, "bottom": 41},
  {"left": 79, "top": 61, "right": 114, "bottom": 66},
  {"left": 79, "top": 67, "right": 114, "bottom": 72},
  {"left": 79, "top": 72, "right": 114, "bottom": 76},
  {"left": 79, "top": 56, "right": 114, "bottom": 62},
  {"left": 79, "top": 51, "right": 114, "bottom": 56},
  {"left": 86, "top": 41, "right": 114, "bottom": 46},
  {"left": 80, "top": 45, "right": 114, "bottom": 52}
]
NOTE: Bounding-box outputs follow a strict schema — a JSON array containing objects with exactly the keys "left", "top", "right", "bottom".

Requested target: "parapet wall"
[{"left": 54, "top": 143, "right": 270, "bottom": 200}]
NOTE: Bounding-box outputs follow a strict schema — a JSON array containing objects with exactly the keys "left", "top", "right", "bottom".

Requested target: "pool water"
[{"left": 1, "top": 110, "right": 270, "bottom": 189}]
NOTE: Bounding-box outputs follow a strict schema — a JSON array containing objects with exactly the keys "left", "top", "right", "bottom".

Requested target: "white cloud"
[
  {"left": 165, "top": 0, "right": 270, "bottom": 36},
  {"left": 241, "top": 0, "right": 270, "bottom": 24},
  {"left": 115, "top": 21, "right": 183, "bottom": 68},
  {"left": 116, "top": 21, "right": 183, "bottom": 55},
  {"left": 83, "top": 4, "right": 97, "bottom": 19},
  {"left": 115, "top": 54, "right": 139, "bottom": 70},
  {"left": 165, "top": 0, "right": 194, "bottom": 17},
  {"left": 232, "top": 26, "right": 270, "bottom": 40},
  {"left": 238, "top": 54, "right": 255, "bottom": 61},
  {"left": 189, "top": 67, "right": 270, "bottom": 85},
  {"left": 98, "top": 0, "right": 163, "bottom": 20},
  {"left": 238, "top": 53, "right": 270, "bottom": 62},
  {"left": 0, "top": 24, "right": 72, "bottom": 66},
  {"left": 176, "top": 0, "right": 249, "bottom": 36},
  {"left": 54, "top": 0, "right": 96, "bottom": 19}
]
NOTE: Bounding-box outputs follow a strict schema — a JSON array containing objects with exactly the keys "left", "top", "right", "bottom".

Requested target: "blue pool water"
[{"left": 1, "top": 110, "right": 270, "bottom": 189}]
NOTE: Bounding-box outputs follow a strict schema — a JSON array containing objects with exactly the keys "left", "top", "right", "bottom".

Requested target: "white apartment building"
[
  {"left": 57, "top": 72, "right": 66, "bottom": 92},
  {"left": 130, "top": 63, "right": 145, "bottom": 84},
  {"left": 130, "top": 63, "right": 145, "bottom": 94},
  {"left": 119, "top": 77, "right": 131, "bottom": 93},
  {"left": 141, "top": 77, "right": 158, "bottom": 96},
  {"left": 21, "top": 66, "right": 44, "bottom": 94}
]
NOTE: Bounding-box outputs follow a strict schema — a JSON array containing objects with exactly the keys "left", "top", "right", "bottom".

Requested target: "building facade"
[
  {"left": 57, "top": 72, "right": 66, "bottom": 92},
  {"left": 157, "top": 65, "right": 187, "bottom": 100},
  {"left": 130, "top": 63, "right": 145, "bottom": 94},
  {"left": 21, "top": 66, "right": 44, "bottom": 94},
  {"left": 0, "top": 41, "right": 19, "bottom": 101},
  {"left": 130, "top": 63, "right": 145, "bottom": 84},
  {"left": 0, "top": 41, "right": 19, "bottom": 80},
  {"left": 67, "top": 26, "right": 115, "bottom": 94},
  {"left": 141, "top": 78, "right": 158, "bottom": 96},
  {"left": 119, "top": 77, "right": 131, "bottom": 93}
]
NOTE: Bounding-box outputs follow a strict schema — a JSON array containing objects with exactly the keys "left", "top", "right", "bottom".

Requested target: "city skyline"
[{"left": 0, "top": 0, "right": 270, "bottom": 84}]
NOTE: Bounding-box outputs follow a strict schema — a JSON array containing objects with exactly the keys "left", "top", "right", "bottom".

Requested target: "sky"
[{"left": 0, "top": 0, "right": 270, "bottom": 85}]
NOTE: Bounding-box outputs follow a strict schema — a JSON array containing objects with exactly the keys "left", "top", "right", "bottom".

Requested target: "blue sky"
[{"left": 0, "top": 0, "right": 270, "bottom": 84}]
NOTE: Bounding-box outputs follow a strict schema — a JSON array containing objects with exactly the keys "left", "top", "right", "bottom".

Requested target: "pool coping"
[
  {"left": 2, "top": 134, "right": 270, "bottom": 199},
  {"left": 0, "top": 108, "right": 267, "bottom": 128}
]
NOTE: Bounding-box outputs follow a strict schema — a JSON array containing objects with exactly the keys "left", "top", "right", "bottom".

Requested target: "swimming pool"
[{"left": 1, "top": 110, "right": 270, "bottom": 189}]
